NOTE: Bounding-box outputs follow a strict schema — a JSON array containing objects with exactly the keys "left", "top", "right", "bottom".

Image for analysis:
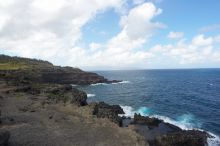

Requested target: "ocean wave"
[
  {"left": 91, "top": 83, "right": 109, "bottom": 86},
  {"left": 119, "top": 105, "right": 136, "bottom": 117},
  {"left": 90, "top": 81, "right": 130, "bottom": 86},
  {"left": 112, "top": 81, "right": 131, "bottom": 85},
  {"left": 87, "top": 94, "right": 95, "bottom": 97},
  {"left": 119, "top": 105, "right": 220, "bottom": 146},
  {"left": 207, "top": 132, "right": 220, "bottom": 146},
  {"left": 71, "top": 84, "right": 78, "bottom": 87},
  {"left": 119, "top": 105, "right": 151, "bottom": 117}
]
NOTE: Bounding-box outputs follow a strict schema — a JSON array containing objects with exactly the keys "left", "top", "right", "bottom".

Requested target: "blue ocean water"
[{"left": 77, "top": 69, "right": 220, "bottom": 145}]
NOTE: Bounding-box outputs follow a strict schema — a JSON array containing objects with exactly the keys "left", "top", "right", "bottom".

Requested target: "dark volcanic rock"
[
  {"left": 93, "top": 102, "right": 124, "bottom": 126},
  {"left": 151, "top": 130, "right": 209, "bottom": 146},
  {"left": 0, "top": 130, "right": 10, "bottom": 146},
  {"left": 45, "top": 85, "right": 87, "bottom": 106},
  {"left": 70, "top": 88, "right": 87, "bottom": 106},
  {"left": 129, "top": 114, "right": 209, "bottom": 146},
  {"left": 12, "top": 83, "right": 88, "bottom": 106},
  {"left": 133, "top": 113, "right": 162, "bottom": 128}
]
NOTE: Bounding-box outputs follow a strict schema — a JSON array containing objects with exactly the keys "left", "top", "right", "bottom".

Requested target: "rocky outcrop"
[
  {"left": 92, "top": 102, "right": 125, "bottom": 126},
  {"left": 13, "top": 84, "right": 88, "bottom": 106},
  {"left": 133, "top": 113, "right": 163, "bottom": 128},
  {"left": 152, "top": 130, "right": 209, "bottom": 146},
  {"left": 0, "top": 130, "right": 10, "bottom": 146},
  {"left": 126, "top": 114, "right": 209, "bottom": 146}
]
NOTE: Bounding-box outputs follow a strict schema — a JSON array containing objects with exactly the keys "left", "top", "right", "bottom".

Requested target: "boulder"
[
  {"left": 0, "top": 130, "right": 10, "bottom": 146},
  {"left": 93, "top": 102, "right": 124, "bottom": 126},
  {"left": 152, "top": 130, "right": 209, "bottom": 146},
  {"left": 133, "top": 113, "right": 162, "bottom": 128},
  {"left": 70, "top": 88, "right": 87, "bottom": 106}
]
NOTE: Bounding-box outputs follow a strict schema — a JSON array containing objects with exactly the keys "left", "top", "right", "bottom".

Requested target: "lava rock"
[
  {"left": 71, "top": 88, "right": 87, "bottom": 106},
  {"left": 0, "top": 130, "right": 10, "bottom": 146},
  {"left": 133, "top": 113, "right": 162, "bottom": 127},
  {"left": 152, "top": 130, "right": 209, "bottom": 146},
  {"left": 93, "top": 102, "right": 124, "bottom": 126}
]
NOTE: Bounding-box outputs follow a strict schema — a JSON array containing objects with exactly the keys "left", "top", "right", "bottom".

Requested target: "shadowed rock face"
[
  {"left": 92, "top": 102, "right": 125, "bottom": 126},
  {"left": 133, "top": 113, "right": 163, "bottom": 128},
  {"left": 152, "top": 130, "right": 209, "bottom": 146},
  {"left": 0, "top": 130, "right": 10, "bottom": 146}
]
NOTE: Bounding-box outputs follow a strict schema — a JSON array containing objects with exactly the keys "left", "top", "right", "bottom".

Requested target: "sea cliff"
[{"left": 0, "top": 55, "right": 210, "bottom": 146}]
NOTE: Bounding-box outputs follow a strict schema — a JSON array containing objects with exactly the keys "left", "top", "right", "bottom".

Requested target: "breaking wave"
[
  {"left": 119, "top": 105, "right": 220, "bottom": 146},
  {"left": 112, "top": 81, "right": 131, "bottom": 84},
  {"left": 87, "top": 94, "right": 96, "bottom": 97}
]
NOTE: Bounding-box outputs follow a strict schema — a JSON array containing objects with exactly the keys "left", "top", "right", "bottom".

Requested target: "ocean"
[{"left": 77, "top": 69, "right": 220, "bottom": 146}]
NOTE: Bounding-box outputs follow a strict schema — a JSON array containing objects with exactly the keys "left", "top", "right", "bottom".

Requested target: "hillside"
[{"left": 0, "top": 55, "right": 118, "bottom": 85}]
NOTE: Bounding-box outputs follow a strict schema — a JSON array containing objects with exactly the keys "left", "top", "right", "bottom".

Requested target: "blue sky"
[{"left": 0, "top": 0, "right": 220, "bottom": 70}]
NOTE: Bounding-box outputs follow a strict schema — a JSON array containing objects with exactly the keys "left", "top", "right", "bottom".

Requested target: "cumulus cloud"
[
  {"left": 150, "top": 34, "right": 220, "bottom": 65},
  {"left": 105, "top": 2, "right": 164, "bottom": 55},
  {"left": 192, "top": 34, "right": 213, "bottom": 46},
  {"left": 1, "top": 0, "right": 218, "bottom": 69},
  {"left": 0, "top": 1, "right": 162, "bottom": 69},
  {"left": 167, "top": 31, "right": 184, "bottom": 39}
]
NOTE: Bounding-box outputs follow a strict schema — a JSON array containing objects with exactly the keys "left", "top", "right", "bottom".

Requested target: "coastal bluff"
[
  {"left": 0, "top": 55, "right": 210, "bottom": 146},
  {"left": 0, "top": 55, "right": 119, "bottom": 85}
]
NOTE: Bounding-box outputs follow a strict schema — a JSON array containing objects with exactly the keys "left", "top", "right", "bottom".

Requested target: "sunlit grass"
[{"left": 0, "top": 62, "right": 28, "bottom": 70}]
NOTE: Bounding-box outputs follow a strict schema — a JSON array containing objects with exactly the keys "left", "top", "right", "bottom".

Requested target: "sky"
[{"left": 0, "top": 0, "right": 220, "bottom": 70}]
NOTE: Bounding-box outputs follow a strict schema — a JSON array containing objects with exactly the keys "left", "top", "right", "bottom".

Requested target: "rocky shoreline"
[{"left": 0, "top": 55, "right": 212, "bottom": 146}]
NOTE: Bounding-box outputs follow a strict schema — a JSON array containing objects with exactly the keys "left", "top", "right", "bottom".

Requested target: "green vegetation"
[
  {"left": 0, "top": 62, "right": 28, "bottom": 70},
  {"left": 0, "top": 54, "right": 54, "bottom": 70}
]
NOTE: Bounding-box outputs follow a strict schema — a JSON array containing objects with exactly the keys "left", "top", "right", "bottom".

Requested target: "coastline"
[{"left": 0, "top": 55, "right": 219, "bottom": 146}]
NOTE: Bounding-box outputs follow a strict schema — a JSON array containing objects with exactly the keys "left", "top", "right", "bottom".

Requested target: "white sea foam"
[
  {"left": 112, "top": 80, "right": 131, "bottom": 85},
  {"left": 207, "top": 132, "right": 220, "bottom": 146},
  {"left": 87, "top": 94, "right": 95, "bottom": 97},
  {"left": 150, "top": 114, "right": 194, "bottom": 130},
  {"left": 119, "top": 105, "right": 220, "bottom": 146},
  {"left": 119, "top": 105, "right": 151, "bottom": 117},
  {"left": 119, "top": 105, "right": 136, "bottom": 117},
  {"left": 90, "top": 81, "right": 130, "bottom": 86},
  {"left": 91, "top": 83, "right": 108, "bottom": 86},
  {"left": 71, "top": 84, "right": 78, "bottom": 87}
]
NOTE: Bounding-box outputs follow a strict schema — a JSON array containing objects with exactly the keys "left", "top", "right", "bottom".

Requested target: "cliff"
[{"left": 0, "top": 55, "right": 118, "bottom": 85}]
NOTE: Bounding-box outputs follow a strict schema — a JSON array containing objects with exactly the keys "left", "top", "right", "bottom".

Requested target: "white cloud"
[
  {"left": 192, "top": 34, "right": 213, "bottom": 46},
  {"left": 167, "top": 31, "right": 184, "bottom": 39},
  {"left": 109, "top": 2, "right": 164, "bottom": 53},
  {"left": 0, "top": 1, "right": 162, "bottom": 69},
  {"left": 150, "top": 34, "right": 220, "bottom": 65},
  {"left": 1, "top": 1, "right": 218, "bottom": 69},
  {"left": 89, "top": 42, "right": 102, "bottom": 51}
]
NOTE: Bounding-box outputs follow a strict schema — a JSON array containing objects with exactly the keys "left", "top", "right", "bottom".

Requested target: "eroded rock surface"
[{"left": 92, "top": 102, "right": 124, "bottom": 126}]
